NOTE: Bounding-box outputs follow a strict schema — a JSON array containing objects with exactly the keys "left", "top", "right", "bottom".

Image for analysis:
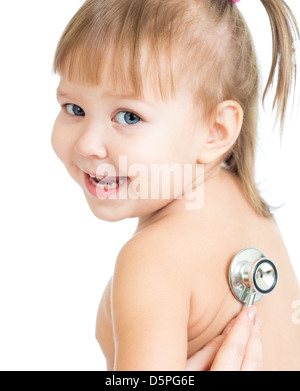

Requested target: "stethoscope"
[{"left": 228, "top": 247, "right": 278, "bottom": 307}]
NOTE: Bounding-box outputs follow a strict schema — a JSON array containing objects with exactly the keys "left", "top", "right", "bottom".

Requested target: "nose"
[{"left": 74, "top": 119, "right": 108, "bottom": 159}]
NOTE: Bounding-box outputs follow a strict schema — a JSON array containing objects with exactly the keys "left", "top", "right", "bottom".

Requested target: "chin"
[
  {"left": 83, "top": 197, "right": 129, "bottom": 222},
  {"left": 93, "top": 212, "right": 127, "bottom": 223}
]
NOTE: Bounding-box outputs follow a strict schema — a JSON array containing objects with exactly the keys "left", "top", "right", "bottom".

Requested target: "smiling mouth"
[{"left": 88, "top": 174, "right": 129, "bottom": 190}]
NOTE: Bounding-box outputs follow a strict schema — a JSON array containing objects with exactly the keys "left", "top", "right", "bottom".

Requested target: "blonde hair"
[{"left": 53, "top": 0, "right": 299, "bottom": 217}]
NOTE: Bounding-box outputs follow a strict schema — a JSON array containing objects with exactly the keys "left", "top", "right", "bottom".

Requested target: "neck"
[{"left": 134, "top": 162, "right": 223, "bottom": 236}]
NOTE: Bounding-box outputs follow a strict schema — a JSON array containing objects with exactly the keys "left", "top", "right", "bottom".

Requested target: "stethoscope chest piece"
[{"left": 229, "top": 247, "right": 278, "bottom": 306}]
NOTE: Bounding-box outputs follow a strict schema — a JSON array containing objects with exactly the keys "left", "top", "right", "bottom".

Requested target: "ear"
[{"left": 197, "top": 100, "right": 243, "bottom": 164}]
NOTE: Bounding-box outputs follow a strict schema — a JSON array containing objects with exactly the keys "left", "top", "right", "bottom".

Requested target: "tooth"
[
  {"left": 97, "top": 182, "right": 120, "bottom": 190},
  {"left": 90, "top": 174, "right": 96, "bottom": 178},
  {"left": 98, "top": 183, "right": 110, "bottom": 190}
]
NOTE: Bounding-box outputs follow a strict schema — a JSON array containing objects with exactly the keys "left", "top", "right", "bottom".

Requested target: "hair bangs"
[{"left": 53, "top": 0, "right": 179, "bottom": 100}]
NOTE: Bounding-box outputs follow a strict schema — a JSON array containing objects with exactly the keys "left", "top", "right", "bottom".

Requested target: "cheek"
[
  {"left": 51, "top": 118, "right": 72, "bottom": 164},
  {"left": 126, "top": 132, "right": 193, "bottom": 170},
  {"left": 155, "top": 131, "right": 197, "bottom": 165}
]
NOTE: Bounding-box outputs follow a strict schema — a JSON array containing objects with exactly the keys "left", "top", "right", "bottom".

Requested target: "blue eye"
[
  {"left": 115, "top": 111, "right": 141, "bottom": 125},
  {"left": 65, "top": 104, "right": 85, "bottom": 116}
]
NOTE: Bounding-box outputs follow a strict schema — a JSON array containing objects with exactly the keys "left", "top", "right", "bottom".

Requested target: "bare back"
[{"left": 96, "top": 169, "right": 300, "bottom": 370}]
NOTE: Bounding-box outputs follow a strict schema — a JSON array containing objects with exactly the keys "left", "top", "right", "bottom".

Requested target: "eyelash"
[
  {"left": 112, "top": 110, "right": 142, "bottom": 126},
  {"left": 62, "top": 104, "right": 85, "bottom": 117},
  {"left": 61, "top": 104, "right": 143, "bottom": 125}
]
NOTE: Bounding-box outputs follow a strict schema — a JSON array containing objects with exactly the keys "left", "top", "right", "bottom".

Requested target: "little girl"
[{"left": 51, "top": 0, "right": 300, "bottom": 370}]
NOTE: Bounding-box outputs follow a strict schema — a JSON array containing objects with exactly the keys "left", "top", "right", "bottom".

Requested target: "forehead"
[
  {"left": 56, "top": 74, "right": 143, "bottom": 104},
  {"left": 56, "top": 44, "right": 179, "bottom": 103}
]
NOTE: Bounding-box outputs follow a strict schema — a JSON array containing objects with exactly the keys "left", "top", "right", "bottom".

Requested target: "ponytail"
[
  {"left": 260, "top": 0, "right": 300, "bottom": 133},
  {"left": 222, "top": 0, "right": 300, "bottom": 216}
]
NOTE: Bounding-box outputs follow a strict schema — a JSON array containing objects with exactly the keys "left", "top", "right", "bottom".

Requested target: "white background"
[{"left": 0, "top": 1, "right": 299, "bottom": 371}]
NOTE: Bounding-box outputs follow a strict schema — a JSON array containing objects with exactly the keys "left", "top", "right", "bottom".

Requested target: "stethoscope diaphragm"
[{"left": 229, "top": 247, "right": 278, "bottom": 306}]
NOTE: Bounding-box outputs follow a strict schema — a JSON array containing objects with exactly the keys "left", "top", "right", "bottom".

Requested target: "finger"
[
  {"left": 221, "top": 318, "right": 236, "bottom": 336},
  {"left": 185, "top": 335, "right": 225, "bottom": 371},
  {"left": 241, "top": 322, "right": 263, "bottom": 371},
  {"left": 210, "top": 306, "right": 256, "bottom": 371},
  {"left": 186, "top": 315, "right": 240, "bottom": 371}
]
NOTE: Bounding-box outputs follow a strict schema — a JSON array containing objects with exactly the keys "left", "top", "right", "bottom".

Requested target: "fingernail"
[
  {"left": 223, "top": 321, "right": 233, "bottom": 335},
  {"left": 246, "top": 305, "right": 257, "bottom": 322},
  {"left": 255, "top": 316, "right": 262, "bottom": 330}
]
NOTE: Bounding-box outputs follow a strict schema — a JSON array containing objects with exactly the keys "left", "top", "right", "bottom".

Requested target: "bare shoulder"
[
  {"left": 111, "top": 217, "right": 195, "bottom": 370},
  {"left": 113, "top": 217, "right": 196, "bottom": 297},
  {"left": 114, "top": 212, "right": 212, "bottom": 289},
  {"left": 112, "top": 211, "right": 222, "bottom": 322}
]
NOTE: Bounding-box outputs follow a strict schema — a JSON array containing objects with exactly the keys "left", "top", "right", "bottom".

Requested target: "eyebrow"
[
  {"left": 56, "top": 88, "right": 73, "bottom": 100},
  {"left": 107, "top": 93, "right": 157, "bottom": 109},
  {"left": 57, "top": 86, "right": 139, "bottom": 99},
  {"left": 56, "top": 87, "right": 157, "bottom": 109},
  {"left": 104, "top": 91, "right": 140, "bottom": 99}
]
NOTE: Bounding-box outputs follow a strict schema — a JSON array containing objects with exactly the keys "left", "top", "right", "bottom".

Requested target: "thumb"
[{"left": 185, "top": 335, "right": 225, "bottom": 371}]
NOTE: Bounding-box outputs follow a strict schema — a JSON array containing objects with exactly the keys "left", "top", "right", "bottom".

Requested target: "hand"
[{"left": 185, "top": 306, "right": 263, "bottom": 371}]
